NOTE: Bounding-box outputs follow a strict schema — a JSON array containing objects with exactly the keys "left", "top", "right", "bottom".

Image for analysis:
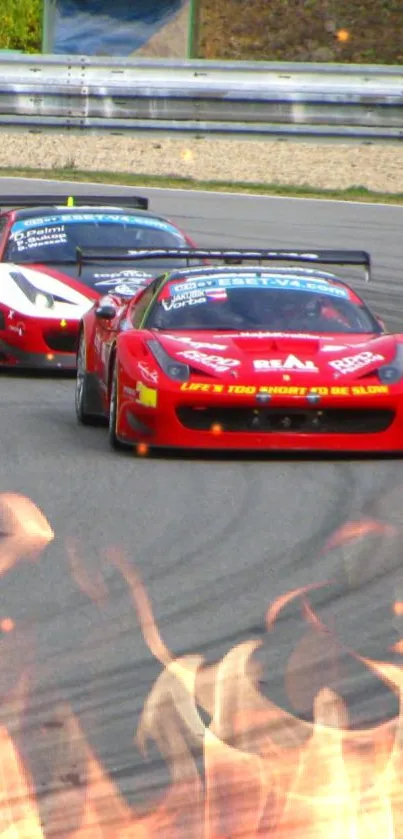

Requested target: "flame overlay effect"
[{"left": 0, "top": 494, "right": 402, "bottom": 837}]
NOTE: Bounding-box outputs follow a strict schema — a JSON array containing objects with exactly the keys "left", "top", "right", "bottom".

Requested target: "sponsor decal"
[
  {"left": 164, "top": 336, "right": 229, "bottom": 351},
  {"left": 135, "top": 381, "right": 158, "bottom": 408},
  {"left": 253, "top": 354, "right": 319, "bottom": 372},
  {"left": 113, "top": 282, "right": 148, "bottom": 297},
  {"left": 138, "top": 362, "right": 159, "bottom": 384},
  {"left": 94, "top": 270, "right": 151, "bottom": 281},
  {"left": 170, "top": 275, "right": 349, "bottom": 299},
  {"left": 329, "top": 350, "right": 385, "bottom": 375},
  {"left": 181, "top": 383, "right": 227, "bottom": 393},
  {"left": 177, "top": 350, "right": 240, "bottom": 373},
  {"left": 180, "top": 383, "right": 390, "bottom": 396},
  {"left": 95, "top": 272, "right": 152, "bottom": 292},
  {"left": 8, "top": 324, "right": 25, "bottom": 337},
  {"left": 12, "top": 214, "right": 183, "bottom": 235},
  {"left": 217, "top": 331, "right": 324, "bottom": 340}
]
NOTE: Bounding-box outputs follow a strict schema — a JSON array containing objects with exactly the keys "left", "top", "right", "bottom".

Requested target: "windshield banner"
[{"left": 46, "top": 0, "right": 191, "bottom": 57}]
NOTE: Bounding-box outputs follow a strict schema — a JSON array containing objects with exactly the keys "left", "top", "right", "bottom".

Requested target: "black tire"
[
  {"left": 108, "top": 358, "right": 126, "bottom": 450},
  {"left": 75, "top": 331, "right": 101, "bottom": 426}
]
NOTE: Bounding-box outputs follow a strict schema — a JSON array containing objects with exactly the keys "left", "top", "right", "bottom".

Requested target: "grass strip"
[{"left": 1, "top": 166, "right": 403, "bottom": 205}]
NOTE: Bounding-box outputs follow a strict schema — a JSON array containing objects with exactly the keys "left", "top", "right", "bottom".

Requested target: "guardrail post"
[
  {"left": 188, "top": 0, "right": 201, "bottom": 58},
  {"left": 42, "top": 0, "right": 57, "bottom": 53}
]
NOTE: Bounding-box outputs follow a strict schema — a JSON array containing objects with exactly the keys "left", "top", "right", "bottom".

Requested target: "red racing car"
[
  {"left": 0, "top": 193, "right": 196, "bottom": 369},
  {"left": 75, "top": 246, "right": 403, "bottom": 454}
]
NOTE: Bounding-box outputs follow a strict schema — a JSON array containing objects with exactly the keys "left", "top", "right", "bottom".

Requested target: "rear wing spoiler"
[
  {"left": 76, "top": 246, "right": 371, "bottom": 282},
  {"left": 0, "top": 194, "right": 149, "bottom": 212}
]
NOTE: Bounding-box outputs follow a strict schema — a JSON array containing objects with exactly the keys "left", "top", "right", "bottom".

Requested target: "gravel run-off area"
[{"left": 2, "top": 133, "right": 403, "bottom": 192}]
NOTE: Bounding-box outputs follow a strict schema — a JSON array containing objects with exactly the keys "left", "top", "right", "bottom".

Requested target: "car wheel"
[
  {"left": 75, "top": 331, "right": 100, "bottom": 425},
  {"left": 108, "top": 358, "right": 126, "bottom": 450}
]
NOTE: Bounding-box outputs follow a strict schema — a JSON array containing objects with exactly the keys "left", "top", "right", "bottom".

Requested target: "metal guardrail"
[{"left": 0, "top": 53, "right": 402, "bottom": 140}]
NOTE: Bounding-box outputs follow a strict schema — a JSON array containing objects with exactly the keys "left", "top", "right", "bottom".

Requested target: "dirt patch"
[
  {"left": 198, "top": 0, "right": 403, "bottom": 63},
  {"left": 1, "top": 133, "right": 403, "bottom": 193}
]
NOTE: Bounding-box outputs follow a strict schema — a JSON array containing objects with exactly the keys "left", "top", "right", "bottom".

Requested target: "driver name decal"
[
  {"left": 253, "top": 355, "right": 319, "bottom": 372},
  {"left": 10, "top": 224, "right": 68, "bottom": 252},
  {"left": 161, "top": 295, "right": 206, "bottom": 311}
]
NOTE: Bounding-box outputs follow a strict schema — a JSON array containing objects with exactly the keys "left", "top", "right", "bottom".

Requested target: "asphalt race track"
[{"left": 1, "top": 178, "right": 403, "bottom": 828}]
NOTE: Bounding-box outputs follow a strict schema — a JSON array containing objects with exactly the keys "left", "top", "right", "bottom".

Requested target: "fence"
[{"left": 0, "top": 54, "right": 402, "bottom": 140}]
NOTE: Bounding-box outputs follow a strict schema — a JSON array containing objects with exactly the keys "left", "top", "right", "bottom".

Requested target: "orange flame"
[
  {"left": 0, "top": 496, "right": 401, "bottom": 837},
  {"left": 0, "top": 726, "right": 43, "bottom": 837},
  {"left": 321, "top": 518, "right": 395, "bottom": 554},
  {"left": 0, "top": 493, "right": 54, "bottom": 576}
]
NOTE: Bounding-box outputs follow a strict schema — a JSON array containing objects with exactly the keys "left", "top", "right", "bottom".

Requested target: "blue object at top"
[{"left": 52, "top": 0, "right": 187, "bottom": 56}]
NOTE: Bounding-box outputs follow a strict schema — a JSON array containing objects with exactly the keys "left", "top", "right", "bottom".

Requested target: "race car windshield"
[
  {"left": 5, "top": 214, "right": 189, "bottom": 269},
  {"left": 146, "top": 276, "right": 381, "bottom": 334}
]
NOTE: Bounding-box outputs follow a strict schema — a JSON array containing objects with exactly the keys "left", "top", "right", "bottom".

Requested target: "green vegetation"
[
  {"left": 0, "top": 0, "right": 42, "bottom": 52},
  {"left": 3, "top": 0, "right": 403, "bottom": 63},
  {"left": 1, "top": 166, "right": 403, "bottom": 205}
]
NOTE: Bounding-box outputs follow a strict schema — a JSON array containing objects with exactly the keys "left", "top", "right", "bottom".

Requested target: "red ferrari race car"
[
  {"left": 75, "top": 246, "right": 403, "bottom": 454},
  {"left": 0, "top": 194, "right": 197, "bottom": 369}
]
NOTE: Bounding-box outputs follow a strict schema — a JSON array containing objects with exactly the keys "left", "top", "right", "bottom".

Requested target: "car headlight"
[
  {"left": 147, "top": 339, "right": 190, "bottom": 382},
  {"left": 378, "top": 343, "right": 403, "bottom": 384},
  {"left": 10, "top": 271, "right": 54, "bottom": 309},
  {"left": 35, "top": 291, "right": 54, "bottom": 309}
]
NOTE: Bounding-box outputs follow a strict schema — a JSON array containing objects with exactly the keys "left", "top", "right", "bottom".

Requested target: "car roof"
[
  {"left": 162, "top": 264, "right": 353, "bottom": 293},
  {"left": 9, "top": 206, "right": 166, "bottom": 223}
]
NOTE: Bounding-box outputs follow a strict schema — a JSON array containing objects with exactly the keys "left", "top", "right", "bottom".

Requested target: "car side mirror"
[
  {"left": 95, "top": 304, "right": 116, "bottom": 321},
  {"left": 375, "top": 314, "right": 386, "bottom": 331}
]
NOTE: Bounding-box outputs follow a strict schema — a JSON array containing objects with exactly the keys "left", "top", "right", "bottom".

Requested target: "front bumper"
[
  {"left": 0, "top": 340, "right": 76, "bottom": 370},
  {"left": 0, "top": 313, "right": 79, "bottom": 369},
  {"left": 116, "top": 382, "right": 403, "bottom": 453}
]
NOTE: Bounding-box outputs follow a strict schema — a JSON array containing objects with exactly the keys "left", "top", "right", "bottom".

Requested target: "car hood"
[
  {"left": 26, "top": 261, "right": 158, "bottom": 301},
  {"left": 0, "top": 262, "right": 96, "bottom": 321},
  {"left": 155, "top": 331, "right": 398, "bottom": 382}
]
